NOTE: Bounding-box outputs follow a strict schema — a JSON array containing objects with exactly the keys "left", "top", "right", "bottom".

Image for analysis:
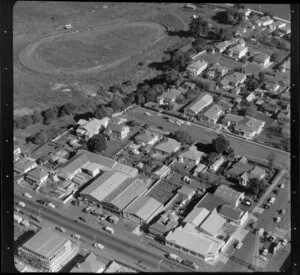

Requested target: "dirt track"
[{"left": 19, "top": 22, "right": 167, "bottom": 76}]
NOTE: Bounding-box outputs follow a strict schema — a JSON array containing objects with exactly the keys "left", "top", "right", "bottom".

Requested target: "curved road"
[{"left": 14, "top": 194, "right": 191, "bottom": 272}]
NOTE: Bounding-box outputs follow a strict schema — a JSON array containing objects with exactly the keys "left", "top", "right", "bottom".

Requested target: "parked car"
[
  {"left": 166, "top": 253, "right": 182, "bottom": 263},
  {"left": 145, "top": 112, "right": 151, "bottom": 116},
  {"left": 103, "top": 226, "right": 114, "bottom": 234},
  {"left": 79, "top": 216, "right": 87, "bottom": 222},
  {"left": 56, "top": 226, "right": 66, "bottom": 233},
  {"left": 280, "top": 209, "right": 286, "bottom": 215},
  {"left": 182, "top": 259, "right": 198, "bottom": 270},
  {"left": 47, "top": 202, "right": 56, "bottom": 208},
  {"left": 72, "top": 234, "right": 81, "bottom": 240},
  {"left": 242, "top": 199, "right": 252, "bottom": 206},
  {"left": 36, "top": 199, "right": 46, "bottom": 205},
  {"left": 275, "top": 216, "right": 281, "bottom": 223},
  {"left": 17, "top": 201, "right": 26, "bottom": 208},
  {"left": 262, "top": 248, "right": 268, "bottom": 257},
  {"left": 23, "top": 193, "right": 32, "bottom": 199},
  {"left": 93, "top": 242, "right": 104, "bottom": 249},
  {"left": 235, "top": 241, "right": 243, "bottom": 249},
  {"left": 281, "top": 239, "right": 288, "bottom": 246}
]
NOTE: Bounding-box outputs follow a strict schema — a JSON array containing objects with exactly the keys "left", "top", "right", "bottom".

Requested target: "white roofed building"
[
  {"left": 185, "top": 94, "right": 213, "bottom": 116},
  {"left": 76, "top": 117, "right": 109, "bottom": 140},
  {"left": 186, "top": 60, "right": 208, "bottom": 76}
]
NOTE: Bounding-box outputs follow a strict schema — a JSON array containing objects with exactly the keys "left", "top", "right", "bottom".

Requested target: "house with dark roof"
[
  {"left": 218, "top": 204, "right": 248, "bottom": 225},
  {"left": 154, "top": 138, "right": 181, "bottom": 156},
  {"left": 134, "top": 131, "right": 161, "bottom": 146},
  {"left": 104, "top": 124, "right": 130, "bottom": 140},
  {"left": 215, "top": 41, "right": 230, "bottom": 53},
  {"left": 25, "top": 166, "right": 50, "bottom": 185},
  {"left": 233, "top": 116, "right": 265, "bottom": 139},
  {"left": 249, "top": 166, "right": 266, "bottom": 180},
  {"left": 214, "top": 185, "right": 244, "bottom": 207},
  {"left": 178, "top": 145, "right": 205, "bottom": 166},
  {"left": 221, "top": 72, "right": 247, "bottom": 88}
]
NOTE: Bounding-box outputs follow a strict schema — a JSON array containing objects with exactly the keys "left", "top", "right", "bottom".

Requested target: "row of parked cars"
[{"left": 166, "top": 253, "right": 199, "bottom": 270}]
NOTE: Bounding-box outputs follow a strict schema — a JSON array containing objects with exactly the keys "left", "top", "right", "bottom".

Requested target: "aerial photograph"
[{"left": 12, "top": 2, "right": 291, "bottom": 273}]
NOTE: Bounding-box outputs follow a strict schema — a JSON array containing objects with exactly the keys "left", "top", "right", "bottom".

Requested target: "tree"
[
  {"left": 31, "top": 110, "right": 43, "bottom": 124},
  {"left": 87, "top": 134, "right": 107, "bottom": 153},
  {"left": 94, "top": 105, "right": 110, "bottom": 119},
  {"left": 207, "top": 152, "right": 219, "bottom": 164},
  {"left": 170, "top": 51, "right": 191, "bottom": 71},
  {"left": 43, "top": 107, "right": 58, "bottom": 124},
  {"left": 191, "top": 38, "right": 207, "bottom": 52},
  {"left": 211, "top": 134, "right": 230, "bottom": 154},
  {"left": 135, "top": 94, "right": 145, "bottom": 105},
  {"left": 152, "top": 84, "right": 165, "bottom": 96},
  {"left": 189, "top": 16, "right": 209, "bottom": 38},
  {"left": 219, "top": 27, "right": 233, "bottom": 41},
  {"left": 172, "top": 130, "right": 194, "bottom": 145},
  {"left": 59, "top": 103, "right": 76, "bottom": 117},
  {"left": 267, "top": 152, "right": 276, "bottom": 170},
  {"left": 258, "top": 72, "right": 266, "bottom": 83},
  {"left": 165, "top": 69, "right": 183, "bottom": 86},
  {"left": 146, "top": 88, "right": 158, "bottom": 102},
  {"left": 263, "top": 11, "right": 274, "bottom": 19},
  {"left": 110, "top": 98, "right": 124, "bottom": 111},
  {"left": 110, "top": 84, "right": 123, "bottom": 93},
  {"left": 271, "top": 51, "right": 281, "bottom": 63},
  {"left": 245, "top": 77, "right": 259, "bottom": 91},
  {"left": 248, "top": 178, "right": 260, "bottom": 196},
  {"left": 33, "top": 132, "right": 48, "bottom": 145}
]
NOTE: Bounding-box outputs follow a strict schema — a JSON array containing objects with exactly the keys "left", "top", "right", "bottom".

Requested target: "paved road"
[
  {"left": 14, "top": 194, "right": 191, "bottom": 272},
  {"left": 124, "top": 107, "right": 290, "bottom": 171}
]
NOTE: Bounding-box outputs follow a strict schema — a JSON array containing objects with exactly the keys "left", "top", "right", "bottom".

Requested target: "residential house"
[
  {"left": 185, "top": 94, "right": 213, "bottom": 116},
  {"left": 157, "top": 88, "right": 184, "bottom": 105},
  {"left": 25, "top": 166, "right": 49, "bottom": 185},
  {"left": 214, "top": 184, "right": 245, "bottom": 207},
  {"left": 233, "top": 116, "right": 265, "bottom": 139},
  {"left": 183, "top": 81, "right": 196, "bottom": 90},
  {"left": 104, "top": 124, "right": 130, "bottom": 140},
  {"left": 14, "top": 145, "right": 21, "bottom": 162},
  {"left": 178, "top": 145, "right": 205, "bottom": 166},
  {"left": 154, "top": 138, "right": 181, "bottom": 156},
  {"left": 225, "top": 162, "right": 253, "bottom": 185},
  {"left": 209, "top": 156, "right": 224, "bottom": 172},
  {"left": 277, "top": 111, "right": 290, "bottom": 123},
  {"left": 249, "top": 166, "right": 266, "bottom": 180},
  {"left": 218, "top": 205, "right": 248, "bottom": 225},
  {"left": 261, "top": 103, "right": 279, "bottom": 116},
  {"left": 202, "top": 104, "right": 224, "bottom": 124},
  {"left": 205, "top": 63, "right": 229, "bottom": 79},
  {"left": 252, "top": 52, "right": 270, "bottom": 67},
  {"left": 193, "top": 163, "right": 207, "bottom": 176},
  {"left": 14, "top": 157, "right": 37, "bottom": 174},
  {"left": 153, "top": 165, "right": 171, "bottom": 179},
  {"left": 246, "top": 92, "right": 256, "bottom": 102},
  {"left": 265, "top": 82, "right": 280, "bottom": 94},
  {"left": 220, "top": 72, "right": 247, "bottom": 88},
  {"left": 261, "top": 16, "right": 274, "bottom": 26},
  {"left": 215, "top": 41, "right": 230, "bottom": 53},
  {"left": 70, "top": 253, "right": 106, "bottom": 273},
  {"left": 280, "top": 25, "right": 291, "bottom": 34},
  {"left": 186, "top": 60, "right": 208, "bottom": 76},
  {"left": 76, "top": 117, "right": 109, "bottom": 140},
  {"left": 134, "top": 131, "right": 161, "bottom": 146},
  {"left": 229, "top": 44, "right": 248, "bottom": 59},
  {"left": 222, "top": 114, "right": 244, "bottom": 128},
  {"left": 272, "top": 20, "right": 286, "bottom": 29},
  {"left": 177, "top": 186, "right": 195, "bottom": 205}
]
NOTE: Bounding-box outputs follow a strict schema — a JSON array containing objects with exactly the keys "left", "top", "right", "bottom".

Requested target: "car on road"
[
  {"left": 166, "top": 253, "right": 182, "bottom": 263},
  {"left": 268, "top": 197, "right": 276, "bottom": 204},
  {"left": 23, "top": 193, "right": 32, "bottom": 199},
  {"left": 258, "top": 228, "right": 265, "bottom": 236},
  {"left": 103, "top": 226, "right": 114, "bottom": 234},
  {"left": 145, "top": 112, "right": 151, "bottom": 116},
  {"left": 47, "top": 202, "right": 56, "bottom": 209},
  {"left": 79, "top": 216, "right": 87, "bottom": 222},
  {"left": 279, "top": 183, "right": 285, "bottom": 189},
  {"left": 36, "top": 199, "right": 46, "bottom": 205},
  {"left": 56, "top": 226, "right": 66, "bottom": 233},
  {"left": 182, "top": 259, "right": 199, "bottom": 270},
  {"left": 93, "top": 242, "right": 104, "bottom": 249},
  {"left": 17, "top": 201, "right": 26, "bottom": 208},
  {"left": 14, "top": 206, "right": 22, "bottom": 212},
  {"left": 72, "top": 234, "right": 81, "bottom": 240}
]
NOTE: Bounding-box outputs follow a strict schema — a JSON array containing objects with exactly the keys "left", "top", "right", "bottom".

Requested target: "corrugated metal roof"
[
  {"left": 14, "top": 158, "right": 36, "bottom": 173},
  {"left": 81, "top": 171, "right": 128, "bottom": 202},
  {"left": 184, "top": 207, "right": 210, "bottom": 226},
  {"left": 124, "top": 196, "right": 162, "bottom": 222},
  {"left": 21, "top": 228, "right": 69, "bottom": 258},
  {"left": 112, "top": 163, "right": 138, "bottom": 178},
  {"left": 109, "top": 178, "right": 150, "bottom": 210},
  {"left": 187, "top": 94, "right": 213, "bottom": 114},
  {"left": 200, "top": 209, "right": 226, "bottom": 236}
]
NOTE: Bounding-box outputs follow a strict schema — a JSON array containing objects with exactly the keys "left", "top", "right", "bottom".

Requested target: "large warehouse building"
[{"left": 17, "top": 228, "right": 79, "bottom": 272}]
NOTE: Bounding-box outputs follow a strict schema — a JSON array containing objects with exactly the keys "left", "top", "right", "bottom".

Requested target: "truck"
[
  {"left": 14, "top": 214, "right": 23, "bottom": 224},
  {"left": 104, "top": 226, "right": 114, "bottom": 234},
  {"left": 167, "top": 253, "right": 182, "bottom": 263},
  {"left": 107, "top": 215, "right": 119, "bottom": 225},
  {"left": 23, "top": 193, "right": 32, "bottom": 199},
  {"left": 18, "top": 201, "right": 26, "bottom": 208}
]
